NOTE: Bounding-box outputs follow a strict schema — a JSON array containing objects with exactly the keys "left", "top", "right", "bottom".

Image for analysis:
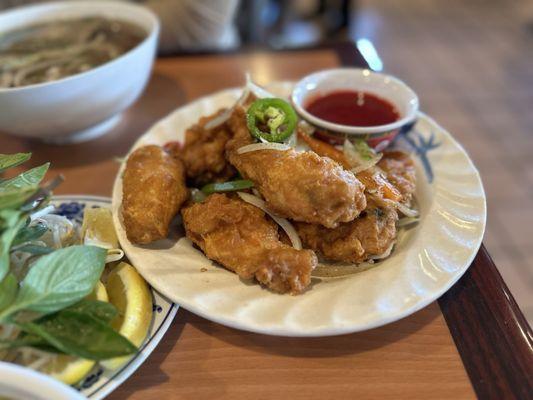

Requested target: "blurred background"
[{"left": 2, "top": 0, "right": 532, "bottom": 323}]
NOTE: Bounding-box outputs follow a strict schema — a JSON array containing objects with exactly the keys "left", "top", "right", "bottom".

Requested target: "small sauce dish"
[{"left": 291, "top": 68, "right": 419, "bottom": 148}]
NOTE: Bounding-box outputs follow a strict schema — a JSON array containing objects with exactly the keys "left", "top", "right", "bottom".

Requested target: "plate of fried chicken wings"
[{"left": 112, "top": 81, "right": 486, "bottom": 336}]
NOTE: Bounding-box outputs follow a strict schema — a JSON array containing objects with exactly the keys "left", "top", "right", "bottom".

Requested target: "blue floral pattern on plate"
[
  {"left": 51, "top": 195, "right": 179, "bottom": 400},
  {"left": 394, "top": 121, "right": 440, "bottom": 183}
]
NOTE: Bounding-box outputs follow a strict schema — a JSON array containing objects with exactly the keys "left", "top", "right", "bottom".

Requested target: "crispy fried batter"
[
  {"left": 181, "top": 193, "right": 317, "bottom": 294},
  {"left": 295, "top": 198, "right": 398, "bottom": 264},
  {"left": 378, "top": 151, "right": 416, "bottom": 205},
  {"left": 226, "top": 107, "right": 366, "bottom": 228},
  {"left": 122, "top": 145, "right": 188, "bottom": 244},
  {"left": 167, "top": 109, "right": 236, "bottom": 186}
]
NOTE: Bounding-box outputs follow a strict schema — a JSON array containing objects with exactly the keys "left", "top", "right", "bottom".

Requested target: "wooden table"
[{"left": 1, "top": 42, "right": 531, "bottom": 400}]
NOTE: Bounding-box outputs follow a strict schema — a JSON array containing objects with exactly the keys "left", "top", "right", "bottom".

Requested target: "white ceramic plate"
[
  {"left": 0, "top": 362, "right": 84, "bottom": 400},
  {"left": 51, "top": 196, "right": 178, "bottom": 399},
  {"left": 111, "top": 83, "right": 486, "bottom": 337}
]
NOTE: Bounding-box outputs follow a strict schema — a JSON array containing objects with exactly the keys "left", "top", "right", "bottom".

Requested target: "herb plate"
[{"left": 51, "top": 195, "right": 178, "bottom": 400}]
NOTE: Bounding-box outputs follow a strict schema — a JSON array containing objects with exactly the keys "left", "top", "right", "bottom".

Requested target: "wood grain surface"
[
  {"left": 0, "top": 48, "right": 478, "bottom": 399},
  {"left": 440, "top": 246, "right": 533, "bottom": 399},
  {"left": 108, "top": 304, "right": 473, "bottom": 400}
]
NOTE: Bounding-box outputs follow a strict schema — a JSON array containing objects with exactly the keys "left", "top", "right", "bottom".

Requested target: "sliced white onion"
[
  {"left": 0, "top": 324, "right": 16, "bottom": 341},
  {"left": 204, "top": 87, "right": 251, "bottom": 130},
  {"left": 397, "top": 216, "right": 420, "bottom": 227},
  {"left": 344, "top": 139, "right": 382, "bottom": 173},
  {"left": 367, "top": 193, "right": 419, "bottom": 218},
  {"left": 397, "top": 202, "right": 419, "bottom": 218},
  {"left": 30, "top": 205, "right": 55, "bottom": 221},
  {"left": 237, "top": 142, "right": 291, "bottom": 154},
  {"left": 237, "top": 191, "right": 302, "bottom": 250},
  {"left": 17, "top": 347, "right": 55, "bottom": 371},
  {"left": 204, "top": 109, "right": 232, "bottom": 130},
  {"left": 298, "top": 120, "right": 315, "bottom": 136},
  {"left": 350, "top": 160, "right": 382, "bottom": 174},
  {"left": 374, "top": 139, "right": 391, "bottom": 153},
  {"left": 245, "top": 72, "right": 275, "bottom": 99},
  {"left": 105, "top": 248, "right": 124, "bottom": 263},
  {"left": 204, "top": 73, "right": 276, "bottom": 131},
  {"left": 312, "top": 261, "right": 375, "bottom": 277},
  {"left": 369, "top": 240, "right": 396, "bottom": 260},
  {"left": 26, "top": 353, "right": 54, "bottom": 371},
  {"left": 287, "top": 129, "right": 298, "bottom": 148},
  {"left": 37, "top": 214, "right": 75, "bottom": 249}
]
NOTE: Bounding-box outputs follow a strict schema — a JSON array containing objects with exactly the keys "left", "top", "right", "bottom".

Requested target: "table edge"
[{"left": 331, "top": 40, "right": 533, "bottom": 399}]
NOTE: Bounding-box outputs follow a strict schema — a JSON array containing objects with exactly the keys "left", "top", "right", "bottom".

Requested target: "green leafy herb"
[
  {"left": 0, "top": 186, "right": 38, "bottom": 210},
  {"left": 66, "top": 300, "right": 117, "bottom": 324},
  {"left": 13, "top": 221, "right": 48, "bottom": 246},
  {"left": 0, "top": 163, "right": 50, "bottom": 191},
  {"left": 19, "top": 175, "right": 63, "bottom": 213},
  {"left": 0, "top": 163, "right": 51, "bottom": 211},
  {"left": 17, "top": 310, "right": 137, "bottom": 360},
  {"left": 0, "top": 245, "right": 106, "bottom": 320},
  {"left": 0, "top": 274, "right": 18, "bottom": 312},
  {"left": 1, "top": 301, "right": 118, "bottom": 353},
  {"left": 0, "top": 153, "right": 31, "bottom": 174},
  {"left": 12, "top": 243, "right": 53, "bottom": 255},
  {"left": 0, "top": 210, "right": 25, "bottom": 281},
  {"left": 0, "top": 335, "right": 49, "bottom": 350},
  {"left": 0, "top": 153, "right": 141, "bottom": 363}
]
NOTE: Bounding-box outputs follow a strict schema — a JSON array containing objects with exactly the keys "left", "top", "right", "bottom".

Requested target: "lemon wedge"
[
  {"left": 42, "top": 356, "right": 96, "bottom": 385},
  {"left": 101, "top": 262, "right": 152, "bottom": 370},
  {"left": 81, "top": 207, "right": 118, "bottom": 249},
  {"left": 86, "top": 280, "right": 109, "bottom": 302},
  {"left": 41, "top": 281, "right": 109, "bottom": 385}
]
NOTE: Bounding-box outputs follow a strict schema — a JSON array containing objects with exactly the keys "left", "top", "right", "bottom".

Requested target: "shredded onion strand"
[
  {"left": 237, "top": 142, "right": 291, "bottom": 154},
  {"left": 237, "top": 192, "right": 302, "bottom": 250}
]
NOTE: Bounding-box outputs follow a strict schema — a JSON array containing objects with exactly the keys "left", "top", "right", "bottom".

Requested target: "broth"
[{"left": 0, "top": 17, "right": 146, "bottom": 88}]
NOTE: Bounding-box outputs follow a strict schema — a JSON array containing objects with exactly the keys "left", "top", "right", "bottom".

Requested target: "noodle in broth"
[{"left": 0, "top": 17, "right": 146, "bottom": 88}]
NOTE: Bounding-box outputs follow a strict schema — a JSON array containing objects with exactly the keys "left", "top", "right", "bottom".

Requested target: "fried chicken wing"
[
  {"left": 166, "top": 109, "right": 236, "bottom": 186},
  {"left": 226, "top": 107, "right": 366, "bottom": 228},
  {"left": 122, "top": 145, "right": 188, "bottom": 244},
  {"left": 295, "top": 198, "right": 398, "bottom": 264},
  {"left": 378, "top": 151, "right": 416, "bottom": 205},
  {"left": 297, "top": 130, "right": 402, "bottom": 202},
  {"left": 181, "top": 193, "right": 317, "bottom": 294}
]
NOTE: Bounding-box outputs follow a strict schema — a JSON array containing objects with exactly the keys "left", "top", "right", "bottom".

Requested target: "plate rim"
[
  {"left": 111, "top": 86, "right": 486, "bottom": 337},
  {"left": 49, "top": 195, "right": 179, "bottom": 398}
]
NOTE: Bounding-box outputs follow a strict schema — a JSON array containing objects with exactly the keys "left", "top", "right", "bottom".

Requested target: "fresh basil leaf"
[
  {"left": 0, "top": 274, "right": 18, "bottom": 312},
  {"left": 12, "top": 244, "right": 53, "bottom": 255},
  {"left": 66, "top": 300, "right": 117, "bottom": 324},
  {"left": 0, "top": 186, "right": 38, "bottom": 210},
  {"left": 0, "top": 333, "right": 62, "bottom": 354},
  {"left": 0, "top": 163, "right": 50, "bottom": 191},
  {"left": 0, "top": 210, "right": 25, "bottom": 281},
  {"left": 0, "top": 153, "right": 31, "bottom": 174},
  {"left": 0, "top": 334, "right": 46, "bottom": 349},
  {"left": 20, "top": 175, "right": 63, "bottom": 213},
  {"left": 18, "top": 310, "right": 137, "bottom": 360},
  {"left": 3, "top": 245, "right": 106, "bottom": 317},
  {"left": 13, "top": 221, "right": 48, "bottom": 246}
]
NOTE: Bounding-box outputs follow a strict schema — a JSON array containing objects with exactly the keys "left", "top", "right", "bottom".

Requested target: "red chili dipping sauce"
[{"left": 305, "top": 90, "right": 400, "bottom": 127}]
